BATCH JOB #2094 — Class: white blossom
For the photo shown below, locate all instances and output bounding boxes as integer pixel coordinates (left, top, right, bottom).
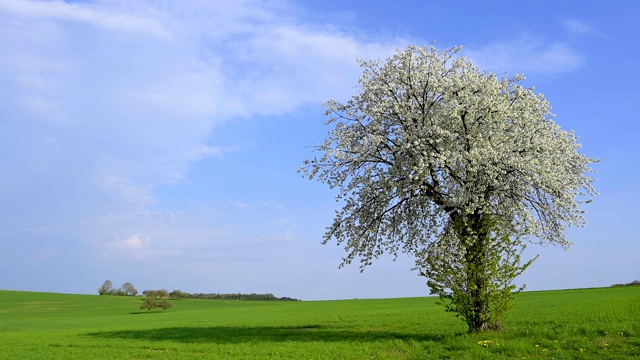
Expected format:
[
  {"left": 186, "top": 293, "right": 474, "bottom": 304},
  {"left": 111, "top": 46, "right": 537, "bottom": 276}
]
[{"left": 301, "top": 45, "right": 598, "bottom": 270}]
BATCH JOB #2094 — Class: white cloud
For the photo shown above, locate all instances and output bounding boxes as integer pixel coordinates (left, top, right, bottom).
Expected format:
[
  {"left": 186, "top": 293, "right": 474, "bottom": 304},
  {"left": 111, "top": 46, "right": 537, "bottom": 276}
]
[
  {"left": 115, "top": 235, "right": 145, "bottom": 250},
  {"left": 104, "top": 235, "right": 149, "bottom": 260},
  {"left": 230, "top": 24, "right": 408, "bottom": 112}
]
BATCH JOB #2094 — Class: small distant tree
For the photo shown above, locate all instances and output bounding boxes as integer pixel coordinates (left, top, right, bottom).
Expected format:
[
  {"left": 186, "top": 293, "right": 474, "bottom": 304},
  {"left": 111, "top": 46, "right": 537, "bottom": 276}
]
[
  {"left": 121, "top": 282, "right": 138, "bottom": 296},
  {"left": 140, "top": 297, "right": 156, "bottom": 313},
  {"left": 98, "top": 280, "right": 114, "bottom": 295},
  {"left": 159, "top": 299, "right": 173, "bottom": 311},
  {"left": 139, "top": 291, "right": 173, "bottom": 313}
]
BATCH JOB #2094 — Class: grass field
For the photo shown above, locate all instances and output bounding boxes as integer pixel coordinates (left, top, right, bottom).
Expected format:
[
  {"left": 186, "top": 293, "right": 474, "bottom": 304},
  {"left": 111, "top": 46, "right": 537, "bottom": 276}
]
[{"left": 1, "top": 287, "right": 639, "bottom": 359}]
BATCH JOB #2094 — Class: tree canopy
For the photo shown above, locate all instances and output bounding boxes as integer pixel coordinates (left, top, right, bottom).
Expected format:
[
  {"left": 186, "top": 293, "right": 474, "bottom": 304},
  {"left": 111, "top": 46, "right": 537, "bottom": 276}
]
[
  {"left": 301, "top": 45, "right": 597, "bottom": 331},
  {"left": 98, "top": 280, "right": 114, "bottom": 295}
]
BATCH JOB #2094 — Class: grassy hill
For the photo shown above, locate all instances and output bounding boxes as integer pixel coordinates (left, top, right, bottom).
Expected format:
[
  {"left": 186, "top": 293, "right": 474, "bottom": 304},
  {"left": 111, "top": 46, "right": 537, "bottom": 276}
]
[{"left": 1, "top": 287, "right": 638, "bottom": 359}]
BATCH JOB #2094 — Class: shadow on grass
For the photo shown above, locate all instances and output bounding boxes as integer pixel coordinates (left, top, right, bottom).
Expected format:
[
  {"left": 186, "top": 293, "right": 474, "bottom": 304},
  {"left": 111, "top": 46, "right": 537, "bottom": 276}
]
[
  {"left": 86, "top": 325, "right": 448, "bottom": 344},
  {"left": 129, "top": 311, "right": 172, "bottom": 315}
]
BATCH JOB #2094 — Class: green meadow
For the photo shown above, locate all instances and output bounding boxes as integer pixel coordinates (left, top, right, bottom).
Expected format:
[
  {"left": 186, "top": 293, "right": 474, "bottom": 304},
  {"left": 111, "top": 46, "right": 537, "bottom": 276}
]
[{"left": 1, "top": 287, "right": 638, "bottom": 359}]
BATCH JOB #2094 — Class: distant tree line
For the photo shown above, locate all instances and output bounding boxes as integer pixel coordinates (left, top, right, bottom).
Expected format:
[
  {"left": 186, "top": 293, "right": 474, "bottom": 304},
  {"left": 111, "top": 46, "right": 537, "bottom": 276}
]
[
  {"left": 98, "top": 280, "right": 138, "bottom": 296},
  {"left": 97, "top": 281, "right": 300, "bottom": 301},
  {"left": 165, "top": 289, "right": 300, "bottom": 301},
  {"left": 611, "top": 280, "right": 640, "bottom": 287},
  {"left": 142, "top": 289, "right": 169, "bottom": 298}
]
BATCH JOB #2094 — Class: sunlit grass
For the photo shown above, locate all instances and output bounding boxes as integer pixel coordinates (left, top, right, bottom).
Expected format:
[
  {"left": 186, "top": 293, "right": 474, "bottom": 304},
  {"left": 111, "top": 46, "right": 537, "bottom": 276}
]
[{"left": 1, "top": 287, "right": 638, "bottom": 359}]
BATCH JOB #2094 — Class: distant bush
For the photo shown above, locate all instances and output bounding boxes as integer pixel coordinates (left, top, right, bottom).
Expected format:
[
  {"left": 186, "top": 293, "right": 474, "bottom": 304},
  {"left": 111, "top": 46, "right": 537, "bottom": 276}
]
[{"left": 611, "top": 280, "right": 640, "bottom": 287}]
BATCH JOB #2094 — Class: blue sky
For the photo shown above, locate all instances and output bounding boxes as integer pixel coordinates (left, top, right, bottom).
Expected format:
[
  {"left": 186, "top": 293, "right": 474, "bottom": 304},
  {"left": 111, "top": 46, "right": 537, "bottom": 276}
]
[{"left": 0, "top": 0, "right": 638, "bottom": 300}]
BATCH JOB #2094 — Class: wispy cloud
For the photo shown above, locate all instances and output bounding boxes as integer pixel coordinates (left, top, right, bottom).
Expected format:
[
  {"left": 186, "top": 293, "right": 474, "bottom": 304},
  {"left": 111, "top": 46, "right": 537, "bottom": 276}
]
[
  {"left": 0, "top": 0, "right": 171, "bottom": 39},
  {"left": 562, "top": 19, "right": 595, "bottom": 36},
  {"left": 90, "top": 201, "right": 294, "bottom": 264},
  {"left": 464, "top": 35, "right": 585, "bottom": 75},
  {"left": 100, "top": 175, "right": 156, "bottom": 209}
]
